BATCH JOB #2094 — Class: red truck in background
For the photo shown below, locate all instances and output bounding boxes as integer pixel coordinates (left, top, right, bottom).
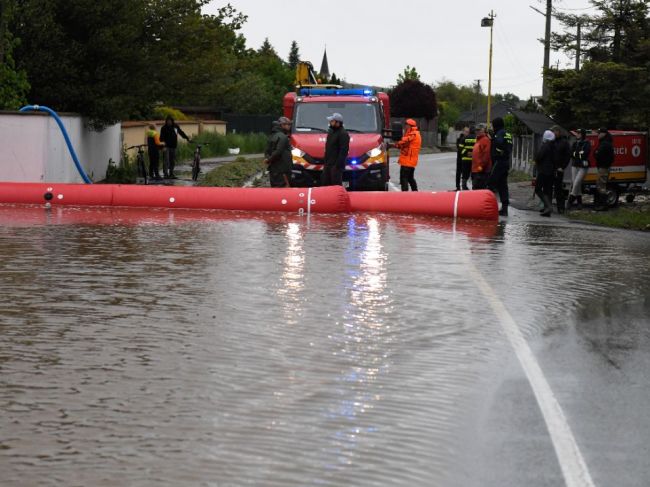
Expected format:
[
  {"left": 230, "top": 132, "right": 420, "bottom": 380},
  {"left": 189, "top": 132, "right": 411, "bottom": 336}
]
[
  {"left": 283, "top": 87, "right": 400, "bottom": 191},
  {"left": 573, "top": 130, "right": 648, "bottom": 205}
]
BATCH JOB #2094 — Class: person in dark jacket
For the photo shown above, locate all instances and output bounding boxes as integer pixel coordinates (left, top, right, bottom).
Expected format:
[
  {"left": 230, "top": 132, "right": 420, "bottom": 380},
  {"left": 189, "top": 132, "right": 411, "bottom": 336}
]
[
  {"left": 322, "top": 113, "right": 350, "bottom": 186},
  {"left": 487, "top": 117, "right": 513, "bottom": 216},
  {"left": 567, "top": 129, "right": 591, "bottom": 210},
  {"left": 534, "top": 130, "right": 556, "bottom": 217},
  {"left": 594, "top": 127, "right": 615, "bottom": 211},
  {"left": 160, "top": 116, "right": 190, "bottom": 179},
  {"left": 551, "top": 126, "right": 571, "bottom": 214},
  {"left": 264, "top": 117, "right": 293, "bottom": 188},
  {"left": 456, "top": 126, "right": 470, "bottom": 191}
]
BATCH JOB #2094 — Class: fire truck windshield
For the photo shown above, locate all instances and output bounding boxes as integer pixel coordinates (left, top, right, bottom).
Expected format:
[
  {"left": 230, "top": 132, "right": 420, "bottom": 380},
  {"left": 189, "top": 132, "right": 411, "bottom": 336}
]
[{"left": 294, "top": 102, "right": 380, "bottom": 133}]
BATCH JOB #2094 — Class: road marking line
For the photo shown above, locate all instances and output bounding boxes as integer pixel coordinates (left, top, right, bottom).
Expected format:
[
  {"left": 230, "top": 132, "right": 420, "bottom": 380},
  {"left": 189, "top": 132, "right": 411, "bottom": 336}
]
[
  {"left": 388, "top": 182, "right": 400, "bottom": 192},
  {"left": 465, "top": 259, "right": 596, "bottom": 487}
]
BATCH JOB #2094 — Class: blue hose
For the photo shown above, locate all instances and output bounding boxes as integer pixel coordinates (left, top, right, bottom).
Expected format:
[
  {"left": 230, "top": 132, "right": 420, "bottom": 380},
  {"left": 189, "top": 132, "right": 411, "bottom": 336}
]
[{"left": 19, "top": 104, "right": 93, "bottom": 184}]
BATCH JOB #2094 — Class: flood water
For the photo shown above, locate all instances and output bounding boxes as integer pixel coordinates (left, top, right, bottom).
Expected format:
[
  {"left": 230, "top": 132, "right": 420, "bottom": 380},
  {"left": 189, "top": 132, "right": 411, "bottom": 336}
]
[{"left": 1, "top": 204, "right": 649, "bottom": 486}]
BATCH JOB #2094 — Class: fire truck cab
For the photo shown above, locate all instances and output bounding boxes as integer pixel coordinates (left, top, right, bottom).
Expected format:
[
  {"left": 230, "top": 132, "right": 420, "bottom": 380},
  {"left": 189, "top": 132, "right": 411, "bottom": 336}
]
[{"left": 283, "top": 87, "right": 398, "bottom": 191}]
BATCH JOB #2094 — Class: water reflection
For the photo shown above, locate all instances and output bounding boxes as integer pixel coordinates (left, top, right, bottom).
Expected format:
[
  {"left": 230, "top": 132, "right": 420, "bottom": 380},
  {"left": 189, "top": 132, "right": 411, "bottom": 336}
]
[
  {"left": 4, "top": 203, "right": 649, "bottom": 486},
  {"left": 279, "top": 222, "right": 306, "bottom": 324},
  {"left": 317, "top": 216, "right": 392, "bottom": 475}
]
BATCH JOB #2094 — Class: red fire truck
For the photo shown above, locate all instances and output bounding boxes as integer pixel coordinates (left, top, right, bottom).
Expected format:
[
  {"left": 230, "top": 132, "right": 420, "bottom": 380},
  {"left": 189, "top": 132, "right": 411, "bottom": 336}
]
[
  {"left": 578, "top": 130, "right": 648, "bottom": 205},
  {"left": 283, "top": 87, "right": 398, "bottom": 191}
]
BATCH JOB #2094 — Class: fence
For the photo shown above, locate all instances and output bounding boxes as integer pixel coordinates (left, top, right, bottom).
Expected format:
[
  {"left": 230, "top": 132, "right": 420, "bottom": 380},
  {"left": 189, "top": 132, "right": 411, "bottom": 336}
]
[{"left": 511, "top": 135, "right": 539, "bottom": 175}]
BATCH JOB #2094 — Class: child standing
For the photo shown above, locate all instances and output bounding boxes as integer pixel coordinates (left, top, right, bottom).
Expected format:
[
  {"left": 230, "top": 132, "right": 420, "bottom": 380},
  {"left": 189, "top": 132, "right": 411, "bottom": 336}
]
[{"left": 146, "top": 124, "right": 165, "bottom": 180}]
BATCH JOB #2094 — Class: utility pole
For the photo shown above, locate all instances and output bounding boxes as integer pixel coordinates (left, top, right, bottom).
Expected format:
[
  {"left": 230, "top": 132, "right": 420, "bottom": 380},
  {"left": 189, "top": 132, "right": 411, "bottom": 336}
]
[
  {"left": 530, "top": 1, "right": 552, "bottom": 99},
  {"left": 575, "top": 21, "right": 581, "bottom": 71},
  {"left": 543, "top": 0, "right": 552, "bottom": 99},
  {"left": 481, "top": 11, "right": 496, "bottom": 127}
]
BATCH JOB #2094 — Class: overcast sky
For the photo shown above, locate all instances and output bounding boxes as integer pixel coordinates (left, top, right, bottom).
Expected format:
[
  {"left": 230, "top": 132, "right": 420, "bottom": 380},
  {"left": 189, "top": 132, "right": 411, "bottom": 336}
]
[{"left": 204, "top": 0, "right": 596, "bottom": 99}]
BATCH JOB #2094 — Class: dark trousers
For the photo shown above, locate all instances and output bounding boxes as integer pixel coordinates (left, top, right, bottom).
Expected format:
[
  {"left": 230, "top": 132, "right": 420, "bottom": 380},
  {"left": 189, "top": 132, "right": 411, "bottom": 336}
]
[
  {"left": 535, "top": 173, "right": 554, "bottom": 208},
  {"left": 148, "top": 151, "right": 160, "bottom": 178},
  {"left": 456, "top": 158, "right": 471, "bottom": 190},
  {"left": 487, "top": 161, "right": 509, "bottom": 206},
  {"left": 270, "top": 172, "right": 290, "bottom": 188},
  {"left": 400, "top": 166, "right": 418, "bottom": 191},
  {"left": 471, "top": 172, "right": 488, "bottom": 190},
  {"left": 553, "top": 170, "right": 567, "bottom": 212},
  {"left": 163, "top": 148, "right": 177, "bottom": 176},
  {"left": 321, "top": 165, "right": 343, "bottom": 186}
]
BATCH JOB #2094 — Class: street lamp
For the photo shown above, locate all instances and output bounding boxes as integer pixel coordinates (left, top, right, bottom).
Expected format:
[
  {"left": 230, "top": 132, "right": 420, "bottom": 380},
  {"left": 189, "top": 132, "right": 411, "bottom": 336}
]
[{"left": 481, "top": 11, "right": 495, "bottom": 128}]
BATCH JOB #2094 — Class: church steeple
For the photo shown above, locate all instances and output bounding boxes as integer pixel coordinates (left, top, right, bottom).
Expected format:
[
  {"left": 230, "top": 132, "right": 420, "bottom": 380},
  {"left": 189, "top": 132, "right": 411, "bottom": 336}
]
[{"left": 319, "top": 48, "right": 330, "bottom": 79}]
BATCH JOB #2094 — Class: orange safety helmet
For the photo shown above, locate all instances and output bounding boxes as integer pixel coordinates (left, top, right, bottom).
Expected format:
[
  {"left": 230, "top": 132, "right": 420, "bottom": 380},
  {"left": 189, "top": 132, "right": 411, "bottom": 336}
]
[{"left": 405, "top": 118, "right": 417, "bottom": 127}]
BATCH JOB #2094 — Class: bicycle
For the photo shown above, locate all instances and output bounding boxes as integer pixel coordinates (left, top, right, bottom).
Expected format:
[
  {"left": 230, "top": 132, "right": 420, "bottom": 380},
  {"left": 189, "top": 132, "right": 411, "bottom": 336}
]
[
  {"left": 126, "top": 144, "right": 148, "bottom": 184},
  {"left": 190, "top": 142, "right": 209, "bottom": 182}
]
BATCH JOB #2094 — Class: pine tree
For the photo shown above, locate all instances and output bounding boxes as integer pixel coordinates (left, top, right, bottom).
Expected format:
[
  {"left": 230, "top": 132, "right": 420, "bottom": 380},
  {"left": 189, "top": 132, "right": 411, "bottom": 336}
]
[{"left": 288, "top": 40, "right": 300, "bottom": 70}]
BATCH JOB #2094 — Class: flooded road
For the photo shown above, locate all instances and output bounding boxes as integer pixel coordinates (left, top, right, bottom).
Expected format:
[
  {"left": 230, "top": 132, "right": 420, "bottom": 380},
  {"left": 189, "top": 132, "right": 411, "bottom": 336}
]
[{"left": 1, "top": 155, "right": 649, "bottom": 486}]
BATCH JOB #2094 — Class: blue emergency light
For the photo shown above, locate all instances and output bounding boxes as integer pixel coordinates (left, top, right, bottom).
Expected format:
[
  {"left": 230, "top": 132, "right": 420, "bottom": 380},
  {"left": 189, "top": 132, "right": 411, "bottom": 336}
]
[{"left": 300, "top": 88, "right": 375, "bottom": 97}]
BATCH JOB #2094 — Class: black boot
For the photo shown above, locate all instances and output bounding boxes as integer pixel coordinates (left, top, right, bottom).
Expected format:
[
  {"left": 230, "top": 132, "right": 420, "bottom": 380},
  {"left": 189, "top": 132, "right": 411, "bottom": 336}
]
[
  {"left": 576, "top": 196, "right": 583, "bottom": 210},
  {"left": 594, "top": 193, "right": 607, "bottom": 211},
  {"left": 499, "top": 205, "right": 508, "bottom": 217}
]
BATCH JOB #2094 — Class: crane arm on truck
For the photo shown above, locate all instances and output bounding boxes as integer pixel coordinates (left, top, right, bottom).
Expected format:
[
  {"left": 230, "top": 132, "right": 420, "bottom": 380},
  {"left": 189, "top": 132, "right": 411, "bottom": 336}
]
[{"left": 295, "top": 61, "right": 342, "bottom": 90}]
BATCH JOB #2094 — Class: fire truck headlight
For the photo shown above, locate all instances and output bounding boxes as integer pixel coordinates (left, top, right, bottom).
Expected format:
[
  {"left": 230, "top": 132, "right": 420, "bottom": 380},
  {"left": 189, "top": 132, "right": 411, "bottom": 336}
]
[
  {"left": 366, "top": 147, "right": 383, "bottom": 158},
  {"left": 291, "top": 148, "right": 305, "bottom": 158}
]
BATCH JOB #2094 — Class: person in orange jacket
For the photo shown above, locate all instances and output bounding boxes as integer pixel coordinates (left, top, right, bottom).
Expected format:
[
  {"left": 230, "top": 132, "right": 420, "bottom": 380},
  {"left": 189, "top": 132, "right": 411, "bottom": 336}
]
[
  {"left": 471, "top": 123, "right": 492, "bottom": 190},
  {"left": 394, "top": 118, "right": 422, "bottom": 191}
]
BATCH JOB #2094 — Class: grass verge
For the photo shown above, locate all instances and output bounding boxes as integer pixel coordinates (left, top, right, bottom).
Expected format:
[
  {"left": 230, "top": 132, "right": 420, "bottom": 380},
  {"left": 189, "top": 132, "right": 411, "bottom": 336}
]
[
  {"left": 103, "top": 155, "right": 137, "bottom": 184},
  {"left": 509, "top": 169, "right": 533, "bottom": 183},
  {"left": 201, "top": 157, "right": 266, "bottom": 187},
  {"left": 568, "top": 207, "right": 650, "bottom": 232}
]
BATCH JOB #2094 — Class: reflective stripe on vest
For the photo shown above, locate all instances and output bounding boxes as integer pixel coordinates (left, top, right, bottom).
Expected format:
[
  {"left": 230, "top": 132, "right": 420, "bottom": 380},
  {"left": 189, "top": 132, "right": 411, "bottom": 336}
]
[{"left": 462, "top": 137, "right": 476, "bottom": 161}]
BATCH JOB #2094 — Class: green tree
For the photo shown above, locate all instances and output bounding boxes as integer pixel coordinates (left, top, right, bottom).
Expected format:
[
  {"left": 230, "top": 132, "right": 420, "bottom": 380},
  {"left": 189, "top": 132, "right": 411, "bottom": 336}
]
[
  {"left": 145, "top": 2, "right": 247, "bottom": 108},
  {"left": 224, "top": 38, "right": 293, "bottom": 114},
  {"left": 13, "top": 0, "right": 154, "bottom": 128},
  {"left": 288, "top": 40, "right": 300, "bottom": 70},
  {"left": 437, "top": 101, "right": 460, "bottom": 133},
  {"left": 11, "top": 1, "right": 250, "bottom": 127},
  {"left": 396, "top": 65, "right": 421, "bottom": 84},
  {"left": 546, "top": 61, "right": 648, "bottom": 128},
  {"left": 552, "top": 0, "right": 649, "bottom": 66},
  {"left": 492, "top": 92, "right": 521, "bottom": 105},
  {"left": 0, "top": 0, "right": 29, "bottom": 109},
  {"left": 435, "top": 80, "right": 485, "bottom": 116}
]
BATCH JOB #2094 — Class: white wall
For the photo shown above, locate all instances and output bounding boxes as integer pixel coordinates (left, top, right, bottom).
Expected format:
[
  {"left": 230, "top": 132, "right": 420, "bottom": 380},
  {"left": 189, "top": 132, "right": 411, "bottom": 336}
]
[{"left": 0, "top": 111, "right": 120, "bottom": 183}]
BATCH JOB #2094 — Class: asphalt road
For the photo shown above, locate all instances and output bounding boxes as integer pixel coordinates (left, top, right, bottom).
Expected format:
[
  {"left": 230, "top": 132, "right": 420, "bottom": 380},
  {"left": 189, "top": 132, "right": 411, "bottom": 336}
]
[
  {"left": 389, "top": 152, "right": 650, "bottom": 487},
  {"left": 0, "top": 153, "right": 648, "bottom": 486}
]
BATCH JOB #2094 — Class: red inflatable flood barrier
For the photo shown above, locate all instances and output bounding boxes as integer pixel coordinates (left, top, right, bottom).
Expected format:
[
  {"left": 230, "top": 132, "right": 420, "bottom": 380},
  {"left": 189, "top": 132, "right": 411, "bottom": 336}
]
[
  {"left": 0, "top": 182, "right": 351, "bottom": 214},
  {"left": 349, "top": 190, "right": 498, "bottom": 221},
  {"left": 0, "top": 182, "right": 498, "bottom": 220}
]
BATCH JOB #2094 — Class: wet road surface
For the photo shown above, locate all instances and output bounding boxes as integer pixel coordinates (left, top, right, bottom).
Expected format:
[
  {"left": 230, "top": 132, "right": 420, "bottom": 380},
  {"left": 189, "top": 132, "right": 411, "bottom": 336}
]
[{"left": 0, "top": 153, "right": 649, "bottom": 486}]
